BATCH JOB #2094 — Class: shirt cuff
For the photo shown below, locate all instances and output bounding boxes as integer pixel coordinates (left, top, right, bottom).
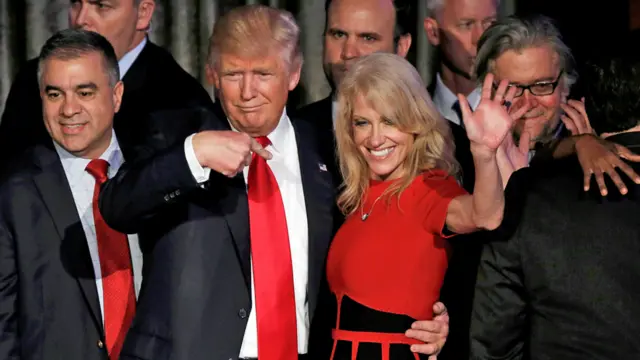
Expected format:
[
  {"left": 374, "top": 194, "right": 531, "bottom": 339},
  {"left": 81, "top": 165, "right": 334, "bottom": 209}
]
[{"left": 184, "top": 133, "right": 211, "bottom": 184}]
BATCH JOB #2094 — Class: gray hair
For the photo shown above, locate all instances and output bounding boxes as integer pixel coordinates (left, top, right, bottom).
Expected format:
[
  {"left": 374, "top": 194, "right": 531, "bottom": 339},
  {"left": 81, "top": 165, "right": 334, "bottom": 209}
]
[
  {"left": 37, "top": 29, "right": 120, "bottom": 88},
  {"left": 474, "top": 15, "right": 577, "bottom": 89},
  {"left": 426, "top": 0, "right": 501, "bottom": 17}
]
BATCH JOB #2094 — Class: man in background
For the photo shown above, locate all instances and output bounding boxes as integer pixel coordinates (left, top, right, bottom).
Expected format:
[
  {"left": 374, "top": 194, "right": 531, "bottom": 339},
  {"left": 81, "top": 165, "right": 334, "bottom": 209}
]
[
  {"left": 0, "top": 0, "right": 213, "bottom": 171},
  {"left": 470, "top": 52, "right": 640, "bottom": 360}
]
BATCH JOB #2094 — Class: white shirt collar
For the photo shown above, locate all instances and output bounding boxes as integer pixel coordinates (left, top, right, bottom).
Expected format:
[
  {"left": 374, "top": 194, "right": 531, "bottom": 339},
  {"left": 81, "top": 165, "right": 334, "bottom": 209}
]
[
  {"left": 53, "top": 129, "right": 124, "bottom": 184},
  {"left": 118, "top": 37, "right": 147, "bottom": 79},
  {"left": 227, "top": 109, "right": 292, "bottom": 155},
  {"left": 432, "top": 73, "right": 482, "bottom": 125}
]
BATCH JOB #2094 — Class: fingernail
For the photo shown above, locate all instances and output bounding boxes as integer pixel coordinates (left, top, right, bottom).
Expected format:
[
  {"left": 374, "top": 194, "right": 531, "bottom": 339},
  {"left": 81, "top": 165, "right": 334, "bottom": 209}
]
[{"left": 410, "top": 345, "right": 418, "bottom": 352}]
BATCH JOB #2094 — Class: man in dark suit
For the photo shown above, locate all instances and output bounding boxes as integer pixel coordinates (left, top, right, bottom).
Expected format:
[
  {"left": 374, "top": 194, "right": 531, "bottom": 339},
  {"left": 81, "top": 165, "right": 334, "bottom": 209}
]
[
  {"left": 470, "top": 54, "right": 640, "bottom": 359},
  {"left": 0, "top": 29, "right": 142, "bottom": 360},
  {"left": 98, "top": 5, "right": 449, "bottom": 359},
  {"left": 97, "top": 6, "right": 335, "bottom": 360},
  {"left": 294, "top": 0, "right": 414, "bottom": 185},
  {"left": 0, "top": 0, "right": 213, "bottom": 171}
]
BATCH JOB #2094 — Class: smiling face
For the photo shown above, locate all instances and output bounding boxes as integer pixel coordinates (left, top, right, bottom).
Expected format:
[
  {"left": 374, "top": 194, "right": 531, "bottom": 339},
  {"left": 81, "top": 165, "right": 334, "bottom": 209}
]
[
  {"left": 492, "top": 45, "right": 568, "bottom": 145},
  {"left": 40, "top": 52, "right": 123, "bottom": 158},
  {"left": 351, "top": 94, "right": 414, "bottom": 181}
]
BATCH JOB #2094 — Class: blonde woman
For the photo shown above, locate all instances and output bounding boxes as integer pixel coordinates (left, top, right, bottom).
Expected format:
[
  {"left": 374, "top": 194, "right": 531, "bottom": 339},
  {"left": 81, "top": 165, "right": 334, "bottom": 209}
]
[{"left": 325, "top": 53, "right": 529, "bottom": 359}]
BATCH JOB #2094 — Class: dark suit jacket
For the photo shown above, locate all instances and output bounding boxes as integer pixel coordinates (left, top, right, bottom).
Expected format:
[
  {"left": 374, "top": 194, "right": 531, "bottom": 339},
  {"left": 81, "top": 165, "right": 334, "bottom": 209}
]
[
  {"left": 294, "top": 96, "right": 341, "bottom": 187},
  {"left": 470, "top": 132, "right": 640, "bottom": 360},
  {"left": 0, "top": 143, "right": 110, "bottom": 360},
  {"left": 0, "top": 40, "right": 213, "bottom": 171},
  {"left": 97, "top": 107, "right": 336, "bottom": 360}
]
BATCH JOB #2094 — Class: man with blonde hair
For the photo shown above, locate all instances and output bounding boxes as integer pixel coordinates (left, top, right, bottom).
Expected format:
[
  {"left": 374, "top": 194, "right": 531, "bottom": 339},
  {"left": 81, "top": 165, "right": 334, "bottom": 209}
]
[{"left": 96, "top": 5, "right": 334, "bottom": 360}]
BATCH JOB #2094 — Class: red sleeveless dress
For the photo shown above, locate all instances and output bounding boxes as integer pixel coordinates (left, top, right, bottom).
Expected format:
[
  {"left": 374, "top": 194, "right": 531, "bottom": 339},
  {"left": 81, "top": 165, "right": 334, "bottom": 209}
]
[{"left": 326, "top": 171, "right": 467, "bottom": 360}]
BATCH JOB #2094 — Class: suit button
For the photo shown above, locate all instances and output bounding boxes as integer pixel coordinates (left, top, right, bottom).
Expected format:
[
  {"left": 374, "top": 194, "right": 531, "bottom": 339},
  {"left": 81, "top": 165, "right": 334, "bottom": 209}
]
[
  {"left": 169, "top": 192, "right": 175, "bottom": 199},
  {"left": 164, "top": 194, "right": 170, "bottom": 202},
  {"left": 175, "top": 189, "right": 181, "bottom": 196},
  {"left": 238, "top": 308, "right": 247, "bottom": 319},
  {"left": 97, "top": 340, "right": 104, "bottom": 349}
]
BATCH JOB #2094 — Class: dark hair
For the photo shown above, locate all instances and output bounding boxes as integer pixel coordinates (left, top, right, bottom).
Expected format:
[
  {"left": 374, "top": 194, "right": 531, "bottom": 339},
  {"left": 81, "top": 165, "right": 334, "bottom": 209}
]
[
  {"left": 324, "top": 0, "right": 414, "bottom": 44},
  {"left": 37, "top": 28, "right": 120, "bottom": 87},
  {"left": 582, "top": 54, "right": 640, "bottom": 135}
]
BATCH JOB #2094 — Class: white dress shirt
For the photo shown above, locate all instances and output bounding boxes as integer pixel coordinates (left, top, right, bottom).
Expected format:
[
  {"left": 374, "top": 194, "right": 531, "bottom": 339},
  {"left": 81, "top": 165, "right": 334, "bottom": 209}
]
[
  {"left": 118, "top": 37, "right": 147, "bottom": 79},
  {"left": 53, "top": 131, "right": 143, "bottom": 322},
  {"left": 432, "top": 73, "right": 482, "bottom": 126},
  {"left": 184, "top": 110, "right": 310, "bottom": 357}
]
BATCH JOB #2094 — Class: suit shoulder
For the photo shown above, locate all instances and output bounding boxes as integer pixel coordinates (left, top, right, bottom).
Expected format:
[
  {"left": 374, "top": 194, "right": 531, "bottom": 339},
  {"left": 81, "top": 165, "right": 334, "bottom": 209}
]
[
  {"left": 294, "top": 97, "right": 332, "bottom": 121},
  {"left": 145, "top": 43, "right": 210, "bottom": 97},
  {"left": 0, "top": 148, "right": 42, "bottom": 190}
]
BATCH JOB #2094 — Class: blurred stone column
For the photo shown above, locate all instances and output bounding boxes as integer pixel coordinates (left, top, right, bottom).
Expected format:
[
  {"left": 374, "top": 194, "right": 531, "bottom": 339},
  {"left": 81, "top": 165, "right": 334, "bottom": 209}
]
[{"left": 299, "top": 0, "right": 330, "bottom": 105}]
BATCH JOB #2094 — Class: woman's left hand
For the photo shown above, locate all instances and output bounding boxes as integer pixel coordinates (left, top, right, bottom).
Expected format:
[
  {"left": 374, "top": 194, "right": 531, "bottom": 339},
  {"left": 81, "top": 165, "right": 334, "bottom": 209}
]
[{"left": 460, "top": 73, "right": 531, "bottom": 156}]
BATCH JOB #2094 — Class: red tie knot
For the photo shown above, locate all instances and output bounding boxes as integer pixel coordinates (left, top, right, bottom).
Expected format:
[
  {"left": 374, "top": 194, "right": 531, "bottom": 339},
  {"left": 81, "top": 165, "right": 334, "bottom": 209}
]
[
  {"left": 86, "top": 159, "right": 110, "bottom": 185},
  {"left": 255, "top": 136, "right": 271, "bottom": 148}
]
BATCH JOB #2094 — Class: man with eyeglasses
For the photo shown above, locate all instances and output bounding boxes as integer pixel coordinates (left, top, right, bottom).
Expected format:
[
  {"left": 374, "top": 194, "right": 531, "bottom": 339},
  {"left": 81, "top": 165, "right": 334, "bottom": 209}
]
[
  {"left": 474, "top": 15, "right": 640, "bottom": 193},
  {"left": 437, "top": 14, "right": 640, "bottom": 360},
  {"left": 470, "top": 48, "right": 640, "bottom": 360}
]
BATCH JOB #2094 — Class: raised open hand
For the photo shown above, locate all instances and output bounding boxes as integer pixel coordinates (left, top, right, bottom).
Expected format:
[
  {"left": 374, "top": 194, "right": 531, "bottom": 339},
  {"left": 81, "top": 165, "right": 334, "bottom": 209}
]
[{"left": 460, "top": 74, "right": 531, "bottom": 156}]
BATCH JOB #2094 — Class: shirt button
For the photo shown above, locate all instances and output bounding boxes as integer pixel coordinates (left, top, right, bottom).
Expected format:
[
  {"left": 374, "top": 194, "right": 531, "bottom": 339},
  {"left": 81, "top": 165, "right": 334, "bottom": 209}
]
[
  {"left": 97, "top": 340, "right": 104, "bottom": 349},
  {"left": 238, "top": 308, "right": 247, "bottom": 319}
]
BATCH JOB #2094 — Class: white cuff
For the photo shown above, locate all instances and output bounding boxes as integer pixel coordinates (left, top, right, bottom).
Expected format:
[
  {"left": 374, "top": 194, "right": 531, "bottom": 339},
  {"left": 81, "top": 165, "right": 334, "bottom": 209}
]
[{"left": 184, "top": 133, "right": 211, "bottom": 184}]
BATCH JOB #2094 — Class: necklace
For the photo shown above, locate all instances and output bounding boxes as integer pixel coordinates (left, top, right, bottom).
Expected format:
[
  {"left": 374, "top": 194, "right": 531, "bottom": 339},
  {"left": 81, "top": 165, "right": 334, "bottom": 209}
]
[{"left": 360, "top": 193, "right": 384, "bottom": 221}]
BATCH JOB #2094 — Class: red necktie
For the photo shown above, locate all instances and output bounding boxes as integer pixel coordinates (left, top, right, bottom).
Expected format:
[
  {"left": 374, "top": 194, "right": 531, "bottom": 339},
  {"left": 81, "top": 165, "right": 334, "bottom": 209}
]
[
  {"left": 247, "top": 136, "right": 298, "bottom": 360},
  {"left": 86, "top": 159, "right": 136, "bottom": 360}
]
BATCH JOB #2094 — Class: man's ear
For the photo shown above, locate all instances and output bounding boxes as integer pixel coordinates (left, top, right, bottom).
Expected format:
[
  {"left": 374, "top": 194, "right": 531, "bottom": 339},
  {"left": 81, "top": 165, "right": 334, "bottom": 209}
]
[
  {"left": 424, "top": 17, "right": 440, "bottom": 46},
  {"left": 396, "top": 34, "right": 412, "bottom": 58}
]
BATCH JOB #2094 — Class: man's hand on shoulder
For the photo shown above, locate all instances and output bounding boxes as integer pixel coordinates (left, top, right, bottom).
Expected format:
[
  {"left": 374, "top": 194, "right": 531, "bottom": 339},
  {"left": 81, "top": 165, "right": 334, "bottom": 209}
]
[{"left": 192, "top": 131, "right": 272, "bottom": 177}]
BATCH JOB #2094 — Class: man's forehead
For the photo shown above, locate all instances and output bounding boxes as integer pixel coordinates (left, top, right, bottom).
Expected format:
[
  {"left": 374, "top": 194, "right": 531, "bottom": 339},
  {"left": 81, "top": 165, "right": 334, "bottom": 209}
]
[
  {"left": 217, "top": 52, "right": 284, "bottom": 70},
  {"left": 327, "top": 0, "right": 395, "bottom": 33},
  {"left": 42, "top": 55, "right": 109, "bottom": 86},
  {"left": 444, "top": 0, "right": 497, "bottom": 20},
  {"left": 493, "top": 46, "right": 561, "bottom": 83}
]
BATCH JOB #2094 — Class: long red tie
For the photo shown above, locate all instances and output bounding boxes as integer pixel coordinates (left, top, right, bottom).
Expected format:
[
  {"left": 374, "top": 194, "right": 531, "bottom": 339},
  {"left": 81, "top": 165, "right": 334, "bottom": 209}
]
[
  {"left": 247, "top": 136, "right": 298, "bottom": 360},
  {"left": 86, "top": 159, "right": 136, "bottom": 360}
]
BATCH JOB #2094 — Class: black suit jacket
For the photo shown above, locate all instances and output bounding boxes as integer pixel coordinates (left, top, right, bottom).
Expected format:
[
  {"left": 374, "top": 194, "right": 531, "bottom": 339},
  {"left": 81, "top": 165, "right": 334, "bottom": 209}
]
[
  {"left": 97, "top": 107, "right": 336, "bottom": 360},
  {"left": 470, "top": 132, "right": 640, "bottom": 360},
  {"left": 0, "top": 40, "right": 213, "bottom": 171},
  {"left": 0, "top": 143, "right": 110, "bottom": 360},
  {"left": 294, "top": 96, "right": 341, "bottom": 188}
]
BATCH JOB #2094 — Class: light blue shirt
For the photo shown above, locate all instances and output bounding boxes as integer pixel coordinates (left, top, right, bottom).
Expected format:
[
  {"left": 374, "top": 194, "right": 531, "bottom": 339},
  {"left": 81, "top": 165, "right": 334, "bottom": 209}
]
[{"left": 118, "top": 37, "right": 147, "bottom": 79}]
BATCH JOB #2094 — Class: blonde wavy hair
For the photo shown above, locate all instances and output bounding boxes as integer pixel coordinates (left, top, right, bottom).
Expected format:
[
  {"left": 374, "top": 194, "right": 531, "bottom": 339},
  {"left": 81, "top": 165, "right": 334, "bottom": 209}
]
[
  {"left": 207, "top": 4, "right": 302, "bottom": 70},
  {"left": 335, "top": 53, "right": 459, "bottom": 216}
]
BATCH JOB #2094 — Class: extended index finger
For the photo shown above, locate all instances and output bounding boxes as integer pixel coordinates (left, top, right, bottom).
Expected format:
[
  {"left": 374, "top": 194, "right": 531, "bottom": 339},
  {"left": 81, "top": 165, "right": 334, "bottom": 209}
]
[{"left": 250, "top": 138, "right": 273, "bottom": 160}]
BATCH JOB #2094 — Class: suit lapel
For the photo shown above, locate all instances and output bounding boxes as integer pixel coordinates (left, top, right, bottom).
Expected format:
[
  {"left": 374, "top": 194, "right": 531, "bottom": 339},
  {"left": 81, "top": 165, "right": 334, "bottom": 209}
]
[
  {"left": 292, "top": 119, "right": 335, "bottom": 321},
  {"left": 31, "top": 145, "right": 104, "bottom": 332},
  {"left": 200, "top": 113, "right": 252, "bottom": 292},
  {"left": 214, "top": 173, "right": 252, "bottom": 292}
]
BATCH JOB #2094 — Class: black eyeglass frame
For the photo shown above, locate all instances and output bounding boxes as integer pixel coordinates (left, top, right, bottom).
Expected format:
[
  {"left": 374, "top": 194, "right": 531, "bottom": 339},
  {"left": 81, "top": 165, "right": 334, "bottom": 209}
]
[{"left": 493, "top": 69, "right": 564, "bottom": 97}]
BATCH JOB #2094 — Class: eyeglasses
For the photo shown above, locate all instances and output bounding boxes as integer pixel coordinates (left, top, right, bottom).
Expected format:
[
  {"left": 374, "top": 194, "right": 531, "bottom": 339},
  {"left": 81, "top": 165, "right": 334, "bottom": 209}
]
[{"left": 494, "top": 70, "right": 564, "bottom": 97}]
